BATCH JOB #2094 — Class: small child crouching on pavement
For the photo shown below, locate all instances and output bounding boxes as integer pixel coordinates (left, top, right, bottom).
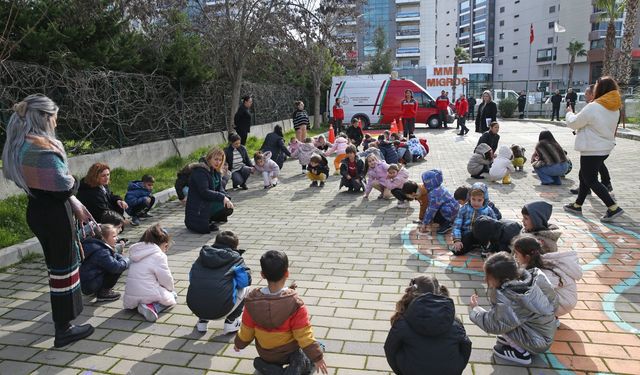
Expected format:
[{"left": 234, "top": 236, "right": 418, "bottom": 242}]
[
  {"left": 399, "top": 181, "right": 428, "bottom": 221},
  {"left": 521, "top": 201, "right": 562, "bottom": 253},
  {"left": 307, "top": 153, "right": 329, "bottom": 188},
  {"left": 253, "top": 151, "right": 280, "bottom": 189},
  {"left": 363, "top": 154, "right": 390, "bottom": 199},
  {"left": 381, "top": 164, "right": 409, "bottom": 207},
  {"left": 489, "top": 145, "right": 515, "bottom": 184},
  {"left": 451, "top": 183, "right": 497, "bottom": 255},
  {"left": 419, "top": 170, "right": 459, "bottom": 234},
  {"left": 234, "top": 250, "right": 328, "bottom": 375},
  {"left": 124, "top": 174, "right": 155, "bottom": 226},
  {"left": 339, "top": 145, "right": 365, "bottom": 192},
  {"left": 292, "top": 138, "right": 321, "bottom": 173},
  {"left": 454, "top": 185, "right": 502, "bottom": 219}
]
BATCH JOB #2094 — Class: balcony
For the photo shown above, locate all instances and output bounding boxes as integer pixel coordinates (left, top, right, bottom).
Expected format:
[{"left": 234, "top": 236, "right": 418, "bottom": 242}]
[
  {"left": 396, "top": 12, "right": 420, "bottom": 22},
  {"left": 396, "top": 47, "right": 420, "bottom": 57},
  {"left": 396, "top": 0, "right": 420, "bottom": 4},
  {"left": 337, "top": 32, "right": 356, "bottom": 41},
  {"left": 396, "top": 29, "right": 420, "bottom": 40}
]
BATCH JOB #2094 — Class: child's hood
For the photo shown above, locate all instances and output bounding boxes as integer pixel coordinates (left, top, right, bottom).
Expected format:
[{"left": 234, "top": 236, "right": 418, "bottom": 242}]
[
  {"left": 261, "top": 151, "right": 274, "bottom": 162},
  {"left": 496, "top": 145, "right": 513, "bottom": 160},
  {"left": 298, "top": 142, "right": 319, "bottom": 154},
  {"left": 523, "top": 201, "right": 552, "bottom": 230},
  {"left": 474, "top": 143, "right": 492, "bottom": 156},
  {"left": 405, "top": 293, "right": 455, "bottom": 337},
  {"left": 196, "top": 244, "right": 241, "bottom": 270},
  {"left": 127, "top": 181, "right": 147, "bottom": 191},
  {"left": 470, "top": 182, "right": 490, "bottom": 207},
  {"left": 421, "top": 169, "right": 443, "bottom": 191},
  {"left": 541, "top": 251, "right": 583, "bottom": 281},
  {"left": 244, "top": 288, "right": 304, "bottom": 329},
  {"left": 499, "top": 268, "right": 555, "bottom": 316},
  {"left": 128, "top": 242, "right": 163, "bottom": 262}
]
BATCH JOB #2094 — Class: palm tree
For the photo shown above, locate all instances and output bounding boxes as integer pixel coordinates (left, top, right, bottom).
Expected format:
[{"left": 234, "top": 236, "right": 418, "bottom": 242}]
[
  {"left": 595, "top": 0, "right": 625, "bottom": 77},
  {"left": 451, "top": 46, "right": 470, "bottom": 100},
  {"left": 567, "top": 40, "right": 587, "bottom": 88},
  {"left": 618, "top": 0, "right": 639, "bottom": 86}
]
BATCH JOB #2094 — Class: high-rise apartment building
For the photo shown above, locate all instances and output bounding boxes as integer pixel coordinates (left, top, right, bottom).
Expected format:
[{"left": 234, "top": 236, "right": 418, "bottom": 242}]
[
  {"left": 436, "top": 0, "right": 459, "bottom": 64},
  {"left": 457, "top": 0, "right": 495, "bottom": 62}
]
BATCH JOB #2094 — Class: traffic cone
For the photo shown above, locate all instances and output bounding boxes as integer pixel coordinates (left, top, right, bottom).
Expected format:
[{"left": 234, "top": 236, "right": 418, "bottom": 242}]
[
  {"left": 328, "top": 124, "right": 335, "bottom": 143},
  {"left": 390, "top": 119, "right": 398, "bottom": 134},
  {"left": 397, "top": 117, "right": 404, "bottom": 135}
]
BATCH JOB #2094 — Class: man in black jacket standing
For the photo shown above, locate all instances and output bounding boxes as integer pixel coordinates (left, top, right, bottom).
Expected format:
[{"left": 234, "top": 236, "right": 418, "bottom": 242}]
[
  {"left": 565, "top": 87, "right": 577, "bottom": 113},
  {"left": 517, "top": 91, "right": 526, "bottom": 119},
  {"left": 467, "top": 95, "right": 476, "bottom": 119},
  {"left": 550, "top": 90, "right": 562, "bottom": 121},
  {"left": 234, "top": 96, "right": 253, "bottom": 145}
]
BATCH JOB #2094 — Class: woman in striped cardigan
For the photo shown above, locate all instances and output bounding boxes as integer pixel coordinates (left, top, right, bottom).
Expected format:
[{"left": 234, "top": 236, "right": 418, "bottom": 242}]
[
  {"left": 292, "top": 101, "right": 310, "bottom": 143},
  {"left": 2, "top": 94, "right": 95, "bottom": 348}
]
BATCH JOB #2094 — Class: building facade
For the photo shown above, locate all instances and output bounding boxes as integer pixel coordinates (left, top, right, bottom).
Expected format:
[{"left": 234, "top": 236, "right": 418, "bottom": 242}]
[
  {"left": 457, "top": 0, "right": 495, "bottom": 63},
  {"left": 435, "top": 0, "right": 459, "bottom": 64}
]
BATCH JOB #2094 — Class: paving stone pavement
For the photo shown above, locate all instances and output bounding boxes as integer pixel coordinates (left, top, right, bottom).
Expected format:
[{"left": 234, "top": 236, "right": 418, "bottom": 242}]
[{"left": 0, "top": 120, "right": 639, "bottom": 375}]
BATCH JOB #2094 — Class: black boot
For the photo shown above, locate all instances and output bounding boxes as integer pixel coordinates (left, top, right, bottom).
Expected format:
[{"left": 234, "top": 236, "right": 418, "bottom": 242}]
[{"left": 54, "top": 322, "right": 94, "bottom": 348}]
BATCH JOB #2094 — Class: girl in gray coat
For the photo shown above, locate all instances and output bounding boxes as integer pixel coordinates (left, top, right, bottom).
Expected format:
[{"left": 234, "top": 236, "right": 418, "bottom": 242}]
[
  {"left": 469, "top": 252, "right": 557, "bottom": 365},
  {"left": 467, "top": 143, "right": 493, "bottom": 179}
]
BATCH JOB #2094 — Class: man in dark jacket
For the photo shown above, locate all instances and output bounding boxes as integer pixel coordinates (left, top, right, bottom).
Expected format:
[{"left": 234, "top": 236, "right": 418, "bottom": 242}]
[
  {"left": 345, "top": 119, "right": 364, "bottom": 150},
  {"left": 565, "top": 88, "right": 577, "bottom": 113},
  {"left": 550, "top": 90, "right": 562, "bottom": 121},
  {"left": 187, "top": 231, "right": 251, "bottom": 334},
  {"left": 467, "top": 96, "right": 476, "bottom": 119},
  {"left": 472, "top": 215, "right": 523, "bottom": 256},
  {"left": 234, "top": 96, "right": 253, "bottom": 145},
  {"left": 517, "top": 91, "right": 526, "bottom": 119}
]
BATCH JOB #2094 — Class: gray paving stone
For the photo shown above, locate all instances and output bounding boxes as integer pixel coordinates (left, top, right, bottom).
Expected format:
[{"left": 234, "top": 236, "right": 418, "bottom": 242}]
[
  {"left": 109, "top": 359, "right": 161, "bottom": 375},
  {"left": 31, "top": 365, "right": 79, "bottom": 374},
  {"left": 0, "top": 360, "right": 40, "bottom": 375},
  {"left": 29, "top": 349, "right": 78, "bottom": 366}
]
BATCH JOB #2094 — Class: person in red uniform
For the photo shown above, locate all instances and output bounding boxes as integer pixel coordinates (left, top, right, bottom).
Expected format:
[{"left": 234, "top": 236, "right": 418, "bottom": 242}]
[
  {"left": 435, "top": 90, "right": 450, "bottom": 129},
  {"left": 332, "top": 98, "right": 345, "bottom": 137},
  {"left": 455, "top": 93, "right": 469, "bottom": 136},
  {"left": 401, "top": 90, "right": 418, "bottom": 138}
]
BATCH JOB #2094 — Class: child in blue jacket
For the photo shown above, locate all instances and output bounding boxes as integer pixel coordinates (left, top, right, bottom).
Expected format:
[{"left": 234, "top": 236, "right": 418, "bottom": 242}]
[
  {"left": 125, "top": 174, "right": 155, "bottom": 226},
  {"left": 451, "top": 182, "right": 497, "bottom": 255},
  {"left": 420, "top": 170, "right": 460, "bottom": 235}
]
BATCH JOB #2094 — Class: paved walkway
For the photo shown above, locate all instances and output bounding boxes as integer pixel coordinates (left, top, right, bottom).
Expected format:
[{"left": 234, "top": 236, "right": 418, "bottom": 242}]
[{"left": 0, "top": 120, "right": 639, "bottom": 375}]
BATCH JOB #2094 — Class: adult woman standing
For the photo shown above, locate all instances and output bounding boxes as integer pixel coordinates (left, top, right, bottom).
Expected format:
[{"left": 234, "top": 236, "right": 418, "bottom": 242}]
[
  {"left": 475, "top": 90, "right": 497, "bottom": 133},
  {"left": 292, "top": 101, "right": 309, "bottom": 142},
  {"left": 185, "top": 148, "right": 234, "bottom": 234},
  {"left": 2, "top": 94, "right": 94, "bottom": 347},
  {"left": 77, "top": 163, "right": 128, "bottom": 222},
  {"left": 234, "top": 96, "right": 253, "bottom": 145},
  {"left": 564, "top": 76, "right": 624, "bottom": 222},
  {"left": 531, "top": 130, "right": 570, "bottom": 185},
  {"left": 260, "top": 124, "right": 291, "bottom": 169},
  {"left": 401, "top": 90, "right": 418, "bottom": 137}
]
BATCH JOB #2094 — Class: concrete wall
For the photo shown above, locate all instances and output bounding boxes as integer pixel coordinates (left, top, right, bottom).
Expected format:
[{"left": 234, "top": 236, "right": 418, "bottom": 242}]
[{"left": 0, "top": 118, "right": 298, "bottom": 200}]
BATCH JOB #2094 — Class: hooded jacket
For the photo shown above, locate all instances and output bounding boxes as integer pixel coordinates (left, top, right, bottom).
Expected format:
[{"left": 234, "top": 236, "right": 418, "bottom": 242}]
[
  {"left": 381, "top": 167, "right": 410, "bottom": 190},
  {"left": 124, "top": 181, "right": 152, "bottom": 210},
  {"left": 364, "top": 159, "right": 390, "bottom": 195},
  {"left": 384, "top": 293, "right": 472, "bottom": 375},
  {"left": 123, "top": 242, "right": 176, "bottom": 309},
  {"left": 235, "top": 288, "right": 323, "bottom": 365},
  {"left": 470, "top": 268, "right": 557, "bottom": 354},
  {"left": 325, "top": 136, "right": 349, "bottom": 156},
  {"left": 307, "top": 153, "right": 329, "bottom": 177},
  {"left": 407, "top": 138, "right": 427, "bottom": 157},
  {"left": 467, "top": 143, "right": 493, "bottom": 176},
  {"left": 292, "top": 142, "right": 320, "bottom": 166},
  {"left": 489, "top": 145, "right": 515, "bottom": 180},
  {"left": 187, "top": 245, "right": 251, "bottom": 320},
  {"left": 421, "top": 170, "right": 459, "bottom": 225},
  {"left": 522, "top": 201, "right": 561, "bottom": 253},
  {"left": 261, "top": 132, "right": 291, "bottom": 168},
  {"left": 539, "top": 251, "right": 582, "bottom": 316},
  {"left": 472, "top": 216, "right": 523, "bottom": 253},
  {"left": 184, "top": 163, "right": 230, "bottom": 234},
  {"left": 453, "top": 182, "right": 496, "bottom": 240},
  {"left": 378, "top": 140, "right": 400, "bottom": 164},
  {"left": 76, "top": 179, "right": 124, "bottom": 221},
  {"left": 566, "top": 91, "right": 620, "bottom": 156},
  {"left": 80, "top": 238, "right": 129, "bottom": 295},
  {"left": 174, "top": 162, "right": 199, "bottom": 201},
  {"left": 253, "top": 151, "right": 280, "bottom": 174},
  {"left": 340, "top": 156, "right": 365, "bottom": 180}
]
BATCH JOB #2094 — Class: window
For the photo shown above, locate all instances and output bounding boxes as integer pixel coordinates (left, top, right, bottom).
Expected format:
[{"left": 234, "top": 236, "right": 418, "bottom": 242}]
[
  {"left": 513, "top": 55, "right": 518, "bottom": 59},
  {"left": 549, "top": 5, "right": 556, "bottom": 13},
  {"left": 515, "top": 0, "right": 520, "bottom": 3},
  {"left": 513, "top": 42, "right": 519, "bottom": 46},
  {"left": 543, "top": 69, "right": 550, "bottom": 77},
  {"left": 512, "top": 69, "right": 518, "bottom": 73},
  {"left": 499, "top": 20, "right": 504, "bottom": 26},
  {"left": 536, "top": 47, "right": 557, "bottom": 62},
  {"left": 514, "top": 14, "right": 519, "bottom": 18},
  {"left": 499, "top": 33, "right": 504, "bottom": 40},
  {"left": 514, "top": 28, "right": 519, "bottom": 32},
  {"left": 548, "top": 21, "right": 554, "bottom": 29},
  {"left": 548, "top": 37, "right": 553, "bottom": 44},
  {"left": 498, "top": 59, "right": 504, "bottom": 65},
  {"left": 499, "top": 46, "right": 504, "bottom": 52},
  {"left": 500, "top": 6, "right": 505, "bottom": 13}
]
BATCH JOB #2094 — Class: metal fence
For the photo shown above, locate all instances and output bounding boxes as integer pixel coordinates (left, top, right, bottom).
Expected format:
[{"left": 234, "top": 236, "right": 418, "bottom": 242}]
[{"left": 0, "top": 61, "right": 307, "bottom": 156}]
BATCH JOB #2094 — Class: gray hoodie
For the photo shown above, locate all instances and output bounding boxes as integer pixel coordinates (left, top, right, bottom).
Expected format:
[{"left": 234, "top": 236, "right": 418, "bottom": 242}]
[
  {"left": 523, "top": 201, "right": 562, "bottom": 253},
  {"left": 467, "top": 143, "right": 493, "bottom": 176},
  {"left": 470, "top": 268, "right": 557, "bottom": 353},
  {"left": 540, "top": 251, "right": 582, "bottom": 316}
]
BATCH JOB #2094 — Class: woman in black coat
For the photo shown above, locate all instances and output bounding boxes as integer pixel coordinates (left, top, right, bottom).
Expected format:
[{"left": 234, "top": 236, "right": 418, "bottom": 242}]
[
  {"left": 475, "top": 90, "right": 497, "bottom": 133},
  {"left": 185, "top": 148, "right": 234, "bottom": 234},
  {"left": 260, "top": 124, "right": 291, "bottom": 169},
  {"left": 476, "top": 121, "right": 500, "bottom": 154},
  {"left": 234, "top": 96, "right": 253, "bottom": 145},
  {"left": 385, "top": 276, "right": 471, "bottom": 375},
  {"left": 76, "top": 163, "right": 128, "bottom": 222}
]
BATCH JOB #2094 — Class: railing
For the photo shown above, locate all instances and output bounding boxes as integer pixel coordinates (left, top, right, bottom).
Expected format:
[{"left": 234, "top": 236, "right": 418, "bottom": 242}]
[
  {"left": 396, "top": 29, "right": 420, "bottom": 36},
  {"left": 396, "top": 47, "right": 420, "bottom": 54},
  {"left": 396, "top": 12, "right": 420, "bottom": 18}
]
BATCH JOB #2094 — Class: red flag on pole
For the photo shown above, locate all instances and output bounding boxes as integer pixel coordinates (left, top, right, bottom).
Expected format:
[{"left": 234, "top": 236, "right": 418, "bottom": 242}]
[{"left": 530, "top": 24, "right": 535, "bottom": 44}]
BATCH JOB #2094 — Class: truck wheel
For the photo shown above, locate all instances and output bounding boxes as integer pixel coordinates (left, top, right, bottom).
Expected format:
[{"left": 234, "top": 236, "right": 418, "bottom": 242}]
[
  {"left": 427, "top": 116, "right": 440, "bottom": 129},
  {"left": 353, "top": 115, "right": 370, "bottom": 130}
]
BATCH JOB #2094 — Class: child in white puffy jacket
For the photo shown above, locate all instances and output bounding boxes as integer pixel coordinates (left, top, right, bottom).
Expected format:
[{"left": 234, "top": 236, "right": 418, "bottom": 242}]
[
  {"left": 253, "top": 151, "right": 280, "bottom": 189},
  {"left": 489, "top": 145, "right": 515, "bottom": 184}
]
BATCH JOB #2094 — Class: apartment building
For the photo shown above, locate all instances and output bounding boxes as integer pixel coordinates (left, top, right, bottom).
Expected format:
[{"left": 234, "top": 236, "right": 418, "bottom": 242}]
[
  {"left": 457, "top": 0, "right": 495, "bottom": 62},
  {"left": 436, "top": 1, "right": 459, "bottom": 64}
]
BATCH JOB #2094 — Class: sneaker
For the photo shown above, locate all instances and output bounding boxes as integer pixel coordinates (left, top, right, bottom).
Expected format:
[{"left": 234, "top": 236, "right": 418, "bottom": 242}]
[
  {"left": 310, "top": 181, "right": 318, "bottom": 187},
  {"left": 319, "top": 181, "right": 325, "bottom": 187},
  {"left": 493, "top": 344, "right": 532, "bottom": 365},
  {"left": 397, "top": 201, "right": 408, "bottom": 209},
  {"left": 130, "top": 217, "right": 140, "bottom": 226},
  {"left": 96, "top": 289, "right": 121, "bottom": 302},
  {"left": 208, "top": 222, "right": 219, "bottom": 232},
  {"left": 436, "top": 223, "right": 452, "bottom": 235},
  {"left": 240, "top": 184, "right": 248, "bottom": 190},
  {"left": 601, "top": 207, "right": 624, "bottom": 222},
  {"left": 223, "top": 317, "right": 242, "bottom": 334},
  {"left": 563, "top": 203, "right": 582, "bottom": 215},
  {"left": 264, "top": 185, "right": 272, "bottom": 189},
  {"left": 138, "top": 303, "right": 158, "bottom": 322},
  {"left": 471, "top": 174, "right": 485, "bottom": 179},
  {"left": 196, "top": 319, "right": 208, "bottom": 333},
  {"left": 139, "top": 212, "right": 153, "bottom": 218}
]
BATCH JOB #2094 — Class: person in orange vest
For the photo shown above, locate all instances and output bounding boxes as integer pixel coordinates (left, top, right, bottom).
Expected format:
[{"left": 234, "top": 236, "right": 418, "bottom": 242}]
[
  {"left": 455, "top": 93, "right": 470, "bottom": 136},
  {"left": 400, "top": 90, "right": 418, "bottom": 138},
  {"left": 332, "top": 98, "right": 345, "bottom": 137},
  {"left": 436, "top": 90, "right": 450, "bottom": 129}
]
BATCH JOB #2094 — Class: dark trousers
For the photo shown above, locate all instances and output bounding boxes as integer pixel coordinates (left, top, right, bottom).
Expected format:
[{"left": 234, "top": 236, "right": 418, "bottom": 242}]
[
  {"left": 576, "top": 155, "right": 616, "bottom": 207},
  {"left": 128, "top": 196, "right": 156, "bottom": 218},
  {"left": 210, "top": 207, "right": 234, "bottom": 223},
  {"left": 231, "top": 166, "right": 252, "bottom": 187},
  {"left": 254, "top": 349, "right": 314, "bottom": 375},
  {"left": 237, "top": 129, "right": 249, "bottom": 145},
  {"left": 200, "top": 300, "right": 244, "bottom": 324},
  {"left": 83, "top": 271, "right": 123, "bottom": 295},
  {"left": 459, "top": 232, "right": 482, "bottom": 254},
  {"left": 551, "top": 106, "right": 560, "bottom": 121},
  {"left": 439, "top": 110, "right": 448, "bottom": 128},
  {"left": 468, "top": 108, "right": 475, "bottom": 120},
  {"left": 433, "top": 210, "right": 450, "bottom": 226},
  {"left": 518, "top": 105, "right": 525, "bottom": 119},
  {"left": 334, "top": 120, "right": 343, "bottom": 136},
  {"left": 392, "top": 188, "right": 407, "bottom": 201},
  {"left": 457, "top": 116, "right": 468, "bottom": 134},
  {"left": 403, "top": 118, "right": 416, "bottom": 138},
  {"left": 341, "top": 176, "right": 363, "bottom": 191}
]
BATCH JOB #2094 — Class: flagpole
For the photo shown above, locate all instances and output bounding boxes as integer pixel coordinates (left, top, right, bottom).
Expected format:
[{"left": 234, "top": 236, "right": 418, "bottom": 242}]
[
  {"left": 550, "top": 27, "right": 556, "bottom": 93},
  {"left": 526, "top": 41, "right": 532, "bottom": 118}
]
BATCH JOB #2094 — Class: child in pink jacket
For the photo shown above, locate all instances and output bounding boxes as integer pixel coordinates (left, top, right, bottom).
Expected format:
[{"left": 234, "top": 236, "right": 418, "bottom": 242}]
[
  {"left": 325, "top": 134, "right": 350, "bottom": 173},
  {"left": 292, "top": 138, "right": 321, "bottom": 173},
  {"left": 253, "top": 151, "right": 280, "bottom": 188},
  {"left": 364, "top": 154, "right": 391, "bottom": 199},
  {"left": 123, "top": 224, "right": 177, "bottom": 322},
  {"left": 381, "top": 164, "right": 409, "bottom": 207}
]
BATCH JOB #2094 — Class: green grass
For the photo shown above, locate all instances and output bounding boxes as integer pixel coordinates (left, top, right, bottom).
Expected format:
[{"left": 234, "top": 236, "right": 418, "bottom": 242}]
[{"left": 0, "top": 125, "right": 329, "bottom": 249}]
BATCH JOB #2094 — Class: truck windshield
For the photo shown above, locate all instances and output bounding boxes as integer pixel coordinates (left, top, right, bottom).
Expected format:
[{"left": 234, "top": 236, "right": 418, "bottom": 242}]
[{"left": 413, "top": 92, "right": 432, "bottom": 108}]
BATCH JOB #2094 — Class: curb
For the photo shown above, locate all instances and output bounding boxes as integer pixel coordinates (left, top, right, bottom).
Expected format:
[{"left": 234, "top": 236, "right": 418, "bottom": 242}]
[
  {"left": 0, "top": 187, "right": 178, "bottom": 269},
  {"left": 510, "top": 118, "right": 640, "bottom": 141}
]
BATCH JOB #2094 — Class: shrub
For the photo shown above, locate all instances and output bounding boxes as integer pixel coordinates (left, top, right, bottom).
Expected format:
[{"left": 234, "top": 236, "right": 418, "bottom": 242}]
[{"left": 498, "top": 98, "right": 518, "bottom": 118}]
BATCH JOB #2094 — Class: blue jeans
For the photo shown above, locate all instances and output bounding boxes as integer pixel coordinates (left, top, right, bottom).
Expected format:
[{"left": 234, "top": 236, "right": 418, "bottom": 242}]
[{"left": 535, "top": 162, "right": 569, "bottom": 185}]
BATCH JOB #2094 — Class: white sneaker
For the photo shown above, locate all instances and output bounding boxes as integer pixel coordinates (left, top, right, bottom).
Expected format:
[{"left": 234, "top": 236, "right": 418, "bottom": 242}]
[
  {"left": 137, "top": 303, "right": 158, "bottom": 322},
  {"left": 223, "top": 317, "right": 241, "bottom": 334},
  {"left": 196, "top": 320, "right": 208, "bottom": 333},
  {"left": 397, "top": 201, "right": 408, "bottom": 208}
]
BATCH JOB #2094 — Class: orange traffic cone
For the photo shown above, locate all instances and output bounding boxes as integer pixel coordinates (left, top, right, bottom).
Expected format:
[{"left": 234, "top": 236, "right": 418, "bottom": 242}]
[
  {"left": 390, "top": 119, "right": 398, "bottom": 134},
  {"left": 397, "top": 117, "right": 404, "bottom": 135},
  {"left": 328, "top": 124, "right": 335, "bottom": 143}
]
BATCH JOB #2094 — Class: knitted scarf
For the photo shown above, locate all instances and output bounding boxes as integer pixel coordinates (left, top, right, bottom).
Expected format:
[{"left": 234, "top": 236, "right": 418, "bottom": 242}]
[
  {"left": 595, "top": 90, "right": 621, "bottom": 111},
  {"left": 19, "top": 135, "right": 75, "bottom": 192}
]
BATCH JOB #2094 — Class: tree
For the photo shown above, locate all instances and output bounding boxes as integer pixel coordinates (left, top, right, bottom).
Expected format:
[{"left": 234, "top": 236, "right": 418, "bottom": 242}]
[
  {"left": 618, "top": 0, "right": 639, "bottom": 86},
  {"left": 0, "top": 0, "right": 49, "bottom": 62},
  {"left": 596, "top": 0, "right": 625, "bottom": 77},
  {"left": 367, "top": 26, "right": 392, "bottom": 74},
  {"left": 451, "top": 46, "right": 469, "bottom": 100},
  {"left": 566, "top": 40, "right": 587, "bottom": 88}
]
